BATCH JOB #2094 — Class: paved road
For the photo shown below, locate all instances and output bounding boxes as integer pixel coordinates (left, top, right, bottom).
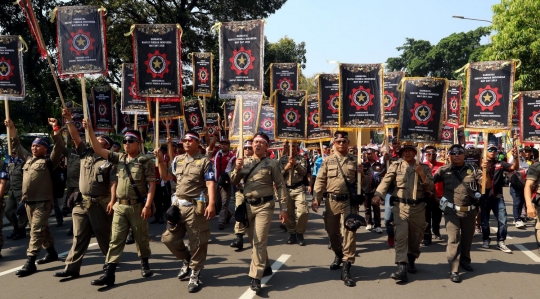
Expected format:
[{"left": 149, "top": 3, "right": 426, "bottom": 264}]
[{"left": 1, "top": 187, "right": 539, "bottom": 299}]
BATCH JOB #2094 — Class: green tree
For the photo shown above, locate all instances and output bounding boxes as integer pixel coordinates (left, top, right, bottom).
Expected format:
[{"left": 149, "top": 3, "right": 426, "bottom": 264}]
[
  {"left": 483, "top": 0, "right": 540, "bottom": 91},
  {"left": 386, "top": 38, "right": 432, "bottom": 76}
]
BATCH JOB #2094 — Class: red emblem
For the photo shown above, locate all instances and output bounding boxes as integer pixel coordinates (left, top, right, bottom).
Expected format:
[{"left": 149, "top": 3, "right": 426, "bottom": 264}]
[
  {"left": 277, "top": 78, "right": 293, "bottom": 90},
  {"left": 242, "top": 108, "right": 254, "bottom": 125},
  {"left": 68, "top": 29, "right": 95, "bottom": 56},
  {"left": 309, "top": 110, "right": 319, "bottom": 127},
  {"left": 528, "top": 110, "right": 540, "bottom": 130},
  {"left": 283, "top": 108, "right": 301, "bottom": 126},
  {"left": 410, "top": 101, "right": 435, "bottom": 126},
  {"left": 189, "top": 113, "right": 200, "bottom": 126},
  {"left": 327, "top": 93, "right": 339, "bottom": 113},
  {"left": 261, "top": 118, "right": 274, "bottom": 131},
  {"left": 207, "top": 125, "right": 216, "bottom": 135},
  {"left": 383, "top": 91, "right": 397, "bottom": 111},
  {"left": 0, "top": 57, "right": 14, "bottom": 81},
  {"left": 475, "top": 85, "right": 502, "bottom": 112},
  {"left": 449, "top": 96, "right": 459, "bottom": 113},
  {"left": 144, "top": 50, "right": 171, "bottom": 79},
  {"left": 128, "top": 81, "right": 138, "bottom": 98},
  {"left": 442, "top": 129, "right": 452, "bottom": 140},
  {"left": 198, "top": 67, "right": 209, "bottom": 83},
  {"left": 123, "top": 115, "right": 131, "bottom": 126},
  {"left": 349, "top": 86, "right": 374, "bottom": 111},
  {"left": 229, "top": 46, "right": 255, "bottom": 75}
]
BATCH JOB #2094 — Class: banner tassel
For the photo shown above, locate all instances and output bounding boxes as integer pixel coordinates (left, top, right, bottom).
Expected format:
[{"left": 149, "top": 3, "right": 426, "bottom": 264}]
[
  {"left": 49, "top": 7, "right": 58, "bottom": 23},
  {"left": 97, "top": 6, "right": 107, "bottom": 14},
  {"left": 176, "top": 23, "right": 183, "bottom": 39},
  {"left": 18, "top": 36, "right": 28, "bottom": 52},
  {"left": 210, "top": 22, "right": 222, "bottom": 33},
  {"left": 124, "top": 24, "right": 135, "bottom": 36}
]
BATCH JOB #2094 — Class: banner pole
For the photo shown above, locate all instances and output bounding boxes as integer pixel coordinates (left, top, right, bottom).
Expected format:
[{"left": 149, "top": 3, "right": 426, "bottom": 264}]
[
  {"left": 166, "top": 118, "right": 171, "bottom": 140},
  {"left": 481, "top": 131, "right": 488, "bottom": 194},
  {"left": 238, "top": 96, "right": 244, "bottom": 159},
  {"left": 412, "top": 144, "right": 421, "bottom": 200},
  {"left": 155, "top": 100, "right": 160, "bottom": 149},
  {"left": 80, "top": 76, "right": 90, "bottom": 143},
  {"left": 134, "top": 113, "right": 138, "bottom": 130},
  {"left": 4, "top": 98, "right": 11, "bottom": 154},
  {"left": 139, "top": 126, "right": 145, "bottom": 154},
  {"left": 385, "top": 127, "right": 390, "bottom": 170},
  {"left": 319, "top": 141, "right": 324, "bottom": 158},
  {"left": 289, "top": 140, "right": 293, "bottom": 186},
  {"left": 357, "top": 130, "right": 362, "bottom": 195}
]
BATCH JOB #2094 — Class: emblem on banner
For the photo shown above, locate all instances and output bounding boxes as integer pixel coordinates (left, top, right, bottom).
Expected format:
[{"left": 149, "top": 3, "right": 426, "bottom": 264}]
[
  {"left": 410, "top": 101, "right": 435, "bottom": 126},
  {"left": 529, "top": 110, "right": 540, "bottom": 130},
  {"left": 449, "top": 96, "right": 459, "bottom": 113},
  {"left": 98, "top": 104, "right": 108, "bottom": 117},
  {"left": 123, "top": 115, "right": 131, "bottom": 126},
  {"left": 189, "top": 113, "right": 200, "bottom": 126},
  {"left": 0, "top": 58, "right": 14, "bottom": 81},
  {"left": 283, "top": 108, "right": 301, "bottom": 126},
  {"left": 242, "top": 108, "right": 254, "bottom": 125},
  {"left": 229, "top": 46, "right": 255, "bottom": 75},
  {"left": 261, "top": 118, "right": 274, "bottom": 130},
  {"left": 145, "top": 50, "right": 171, "bottom": 79},
  {"left": 277, "top": 78, "right": 293, "bottom": 91},
  {"left": 327, "top": 93, "right": 339, "bottom": 113},
  {"left": 68, "top": 29, "right": 95, "bottom": 56},
  {"left": 309, "top": 110, "right": 319, "bottom": 127},
  {"left": 208, "top": 126, "right": 215, "bottom": 135},
  {"left": 442, "top": 129, "right": 452, "bottom": 140},
  {"left": 349, "top": 87, "right": 374, "bottom": 111},
  {"left": 383, "top": 91, "right": 397, "bottom": 111},
  {"left": 128, "top": 81, "right": 137, "bottom": 97},
  {"left": 475, "top": 85, "right": 502, "bottom": 112},
  {"left": 512, "top": 106, "right": 518, "bottom": 117},
  {"left": 198, "top": 67, "right": 209, "bottom": 83}
]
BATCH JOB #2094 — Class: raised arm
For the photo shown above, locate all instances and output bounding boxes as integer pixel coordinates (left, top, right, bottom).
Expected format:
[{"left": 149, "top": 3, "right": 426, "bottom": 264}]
[
  {"left": 82, "top": 118, "right": 109, "bottom": 159},
  {"left": 48, "top": 118, "right": 66, "bottom": 169},
  {"left": 62, "top": 108, "right": 83, "bottom": 148}
]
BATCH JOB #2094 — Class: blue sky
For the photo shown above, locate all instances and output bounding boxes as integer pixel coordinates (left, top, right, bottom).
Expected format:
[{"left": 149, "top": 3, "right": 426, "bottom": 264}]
[{"left": 265, "top": 0, "right": 497, "bottom": 76}]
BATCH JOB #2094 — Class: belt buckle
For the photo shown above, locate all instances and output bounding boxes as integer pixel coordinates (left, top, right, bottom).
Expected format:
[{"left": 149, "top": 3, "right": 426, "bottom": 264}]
[{"left": 459, "top": 206, "right": 468, "bottom": 212}]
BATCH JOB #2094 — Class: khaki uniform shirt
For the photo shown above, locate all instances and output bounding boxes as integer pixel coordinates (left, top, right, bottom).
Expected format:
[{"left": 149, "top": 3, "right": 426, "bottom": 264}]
[
  {"left": 374, "top": 160, "right": 434, "bottom": 200},
  {"left": 279, "top": 155, "right": 307, "bottom": 186},
  {"left": 526, "top": 162, "right": 540, "bottom": 188},
  {"left": 77, "top": 143, "right": 117, "bottom": 197},
  {"left": 170, "top": 152, "right": 214, "bottom": 199},
  {"left": 12, "top": 134, "right": 65, "bottom": 202},
  {"left": 7, "top": 156, "right": 23, "bottom": 191},
  {"left": 230, "top": 156, "right": 288, "bottom": 204},
  {"left": 314, "top": 152, "right": 358, "bottom": 203},
  {"left": 433, "top": 163, "right": 482, "bottom": 207},
  {"left": 63, "top": 148, "right": 81, "bottom": 188},
  {"left": 108, "top": 152, "right": 155, "bottom": 200}
]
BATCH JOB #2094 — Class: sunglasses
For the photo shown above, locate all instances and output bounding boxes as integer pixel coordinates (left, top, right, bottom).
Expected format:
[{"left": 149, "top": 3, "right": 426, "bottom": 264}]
[
  {"left": 123, "top": 138, "right": 138, "bottom": 144},
  {"left": 335, "top": 139, "right": 348, "bottom": 144},
  {"left": 182, "top": 138, "right": 197, "bottom": 143},
  {"left": 449, "top": 150, "right": 464, "bottom": 156},
  {"left": 244, "top": 147, "right": 253, "bottom": 150},
  {"left": 487, "top": 148, "right": 498, "bottom": 153}
]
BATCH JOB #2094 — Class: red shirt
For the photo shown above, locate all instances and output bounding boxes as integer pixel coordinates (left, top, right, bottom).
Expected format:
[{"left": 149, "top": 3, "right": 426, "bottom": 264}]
[
  {"left": 213, "top": 150, "right": 236, "bottom": 181},
  {"left": 427, "top": 160, "right": 445, "bottom": 197}
]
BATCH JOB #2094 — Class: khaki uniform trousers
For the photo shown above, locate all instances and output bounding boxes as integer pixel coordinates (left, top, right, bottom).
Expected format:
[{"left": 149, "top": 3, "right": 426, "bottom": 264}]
[
  {"left": 247, "top": 199, "right": 274, "bottom": 279},
  {"left": 106, "top": 202, "right": 151, "bottom": 263},
  {"left": 324, "top": 198, "right": 357, "bottom": 263},
  {"left": 6, "top": 189, "right": 27, "bottom": 229},
  {"left": 0, "top": 199, "right": 4, "bottom": 249},
  {"left": 444, "top": 209, "right": 477, "bottom": 272},
  {"left": 161, "top": 203, "right": 210, "bottom": 271},
  {"left": 234, "top": 191, "right": 245, "bottom": 235},
  {"left": 392, "top": 203, "right": 426, "bottom": 264},
  {"left": 285, "top": 186, "right": 309, "bottom": 234},
  {"left": 25, "top": 201, "right": 54, "bottom": 256},
  {"left": 64, "top": 196, "right": 112, "bottom": 272}
]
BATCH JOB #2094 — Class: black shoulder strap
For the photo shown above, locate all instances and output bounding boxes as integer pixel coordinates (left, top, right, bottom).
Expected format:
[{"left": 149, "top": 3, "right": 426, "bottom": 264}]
[
  {"left": 335, "top": 156, "right": 355, "bottom": 189},
  {"left": 242, "top": 157, "right": 266, "bottom": 196},
  {"left": 124, "top": 156, "right": 145, "bottom": 201}
]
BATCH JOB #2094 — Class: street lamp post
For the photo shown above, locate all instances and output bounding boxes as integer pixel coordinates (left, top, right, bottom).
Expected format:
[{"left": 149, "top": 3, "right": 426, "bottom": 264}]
[{"left": 452, "top": 15, "right": 493, "bottom": 24}]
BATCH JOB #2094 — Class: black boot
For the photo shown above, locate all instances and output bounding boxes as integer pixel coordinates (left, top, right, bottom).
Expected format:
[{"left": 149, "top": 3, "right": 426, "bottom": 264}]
[
  {"left": 287, "top": 233, "right": 297, "bottom": 245},
  {"left": 53, "top": 270, "right": 80, "bottom": 278},
  {"left": 177, "top": 254, "right": 191, "bottom": 280},
  {"left": 126, "top": 230, "right": 135, "bottom": 245},
  {"left": 341, "top": 261, "right": 355, "bottom": 287},
  {"left": 297, "top": 233, "right": 306, "bottom": 246},
  {"left": 141, "top": 258, "right": 153, "bottom": 277},
  {"left": 230, "top": 234, "right": 244, "bottom": 250},
  {"left": 188, "top": 270, "right": 202, "bottom": 293},
  {"left": 407, "top": 254, "right": 417, "bottom": 274},
  {"left": 36, "top": 247, "right": 58, "bottom": 265},
  {"left": 15, "top": 256, "right": 37, "bottom": 277},
  {"left": 330, "top": 252, "right": 344, "bottom": 270},
  {"left": 390, "top": 263, "right": 408, "bottom": 282},
  {"left": 66, "top": 227, "right": 73, "bottom": 237},
  {"left": 422, "top": 234, "right": 432, "bottom": 246},
  {"left": 7, "top": 229, "right": 17, "bottom": 239},
  {"left": 12, "top": 228, "right": 26, "bottom": 240},
  {"left": 250, "top": 278, "right": 262, "bottom": 293},
  {"left": 91, "top": 263, "right": 116, "bottom": 286},
  {"left": 263, "top": 266, "right": 273, "bottom": 277}
]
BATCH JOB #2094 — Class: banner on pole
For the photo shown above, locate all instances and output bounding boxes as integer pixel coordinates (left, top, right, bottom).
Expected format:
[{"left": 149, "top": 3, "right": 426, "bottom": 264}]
[
  {"left": 398, "top": 77, "right": 447, "bottom": 143},
  {"left": 223, "top": 99, "right": 236, "bottom": 129},
  {"left": 306, "top": 94, "right": 332, "bottom": 141},
  {"left": 192, "top": 52, "right": 213, "bottom": 97},
  {"left": 318, "top": 74, "right": 339, "bottom": 128},
  {"left": 16, "top": 0, "right": 47, "bottom": 58},
  {"left": 116, "top": 102, "right": 132, "bottom": 134},
  {"left": 512, "top": 96, "right": 519, "bottom": 128},
  {"left": 465, "top": 60, "right": 515, "bottom": 130},
  {"left": 136, "top": 114, "right": 150, "bottom": 128},
  {"left": 218, "top": 20, "right": 264, "bottom": 98},
  {"left": 257, "top": 100, "right": 275, "bottom": 142},
  {"left": 149, "top": 118, "right": 180, "bottom": 144},
  {"left": 121, "top": 63, "right": 148, "bottom": 114},
  {"left": 65, "top": 101, "right": 85, "bottom": 139},
  {"left": 54, "top": 6, "right": 107, "bottom": 77},
  {"left": 439, "top": 125, "right": 455, "bottom": 145},
  {"left": 0, "top": 36, "right": 25, "bottom": 100},
  {"left": 133, "top": 24, "right": 182, "bottom": 100},
  {"left": 182, "top": 99, "right": 205, "bottom": 135},
  {"left": 446, "top": 80, "right": 462, "bottom": 128},
  {"left": 339, "top": 63, "right": 384, "bottom": 128},
  {"left": 229, "top": 95, "right": 262, "bottom": 140},
  {"left": 147, "top": 101, "right": 182, "bottom": 121},
  {"left": 206, "top": 113, "right": 221, "bottom": 136},
  {"left": 383, "top": 71, "right": 404, "bottom": 126},
  {"left": 270, "top": 63, "right": 299, "bottom": 96},
  {"left": 275, "top": 90, "right": 307, "bottom": 140},
  {"left": 520, "top": 91, "right": 540, "bottom": 143},
  {"left": 91, "top": 85, "right": 114, "bottom": 132}
]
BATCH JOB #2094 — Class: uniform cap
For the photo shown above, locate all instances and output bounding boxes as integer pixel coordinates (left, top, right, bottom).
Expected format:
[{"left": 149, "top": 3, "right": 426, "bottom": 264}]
[{"left": 344, "top": 214, "right": 366, "bottom": 232}]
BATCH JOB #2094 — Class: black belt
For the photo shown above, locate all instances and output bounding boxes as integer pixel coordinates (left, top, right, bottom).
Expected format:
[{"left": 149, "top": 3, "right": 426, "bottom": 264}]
[
  {"left": 394, "top": 197, "right": 423, "bottom": 205},
  {"left": 286, "top": 182, "right": 304, "bottom": 189},
  {"left": 329, "top": 193, "right": 349, "bottom": 201},
  {"left": 246, "top": 195, "right": 273, "bottom": 206}
]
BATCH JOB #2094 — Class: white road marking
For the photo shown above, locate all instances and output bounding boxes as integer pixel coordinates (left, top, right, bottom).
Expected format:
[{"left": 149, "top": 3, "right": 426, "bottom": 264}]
[
  {"left": 238, "top": 254, "right": 291, "bottom": 299},
  {"left": 490, "top": 227, "right": 540, "bottom": 262},
  {"left": 490, "top": 227, "right": 513, "bottom": 239},
  {"left": 0, "top": 243, "right": 98, "bottom": 277}
]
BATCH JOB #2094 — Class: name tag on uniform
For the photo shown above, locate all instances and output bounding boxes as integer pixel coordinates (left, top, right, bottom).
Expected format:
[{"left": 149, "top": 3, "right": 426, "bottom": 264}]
[{"left": 97, "top": 174, "right": 103, "bottom": 183}]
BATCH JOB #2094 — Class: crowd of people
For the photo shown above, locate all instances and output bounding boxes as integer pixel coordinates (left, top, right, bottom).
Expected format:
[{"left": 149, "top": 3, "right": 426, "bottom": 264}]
[{"left": 1, "top": 111, "right": 540, "bottom": 294}]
